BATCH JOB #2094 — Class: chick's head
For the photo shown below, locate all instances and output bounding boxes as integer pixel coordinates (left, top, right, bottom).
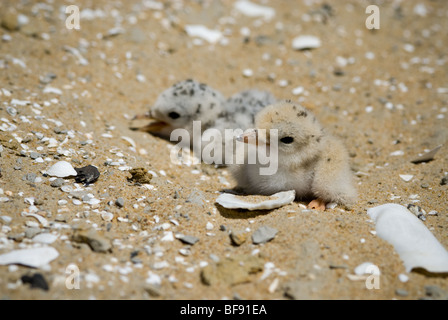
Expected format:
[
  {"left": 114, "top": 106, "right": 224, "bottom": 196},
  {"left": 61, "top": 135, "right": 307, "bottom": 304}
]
[
  {"left": 148, "top": 79, "right": 225, "bottom": 137},
  {"left": 254, "top": 100, "right": 324, "bottom": 156}
]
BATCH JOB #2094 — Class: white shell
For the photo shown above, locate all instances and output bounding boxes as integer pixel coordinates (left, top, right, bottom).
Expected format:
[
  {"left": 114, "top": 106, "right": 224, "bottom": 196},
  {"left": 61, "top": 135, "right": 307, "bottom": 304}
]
[
  {"left": 21, "top": 212, "right": 49, "bottom": 227},
  {"left": 292, "top": 35, "right": 321, "bottom": 50},
  {"left": 32, "top": 233, "right": 58, "bottom": 244},
  {"left": 234, "top": 0, "right": 275, "bottom": 20},
  {"left": 216, "top": 190, "right": 295, "bottom": 211},
  {"left": 367, "top": 204, "right": 448, "bottom": 273},
  {"left": 399, "top": 174, "right": 413, "bottom": 182},
  {"left": 184, "top": 25, "right": 223, "bottom": 44},
  {"left": 100, "top": 211, "right": 114, "bottom": 222},
  {"left": 46, "top": 161, "right": 77, "bottom": 177},
  {"left": 411, "top": 145, "right": 442, "bottom": 164},
  {"left": 0, "top": 247, "right": 59, "bottom": 268},
  {"left": 121, "top": 136, "right": 136, "bottom": 148}
]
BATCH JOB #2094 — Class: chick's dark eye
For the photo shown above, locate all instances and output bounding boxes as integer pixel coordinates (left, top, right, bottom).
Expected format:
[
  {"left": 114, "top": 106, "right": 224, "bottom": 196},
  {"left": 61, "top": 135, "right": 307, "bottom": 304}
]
[
  {"left": 168, "top": 111, "right": 180, "bottom": 119},
  {"left": 280, "top": 136, "right": 294, "bottom": 144}
]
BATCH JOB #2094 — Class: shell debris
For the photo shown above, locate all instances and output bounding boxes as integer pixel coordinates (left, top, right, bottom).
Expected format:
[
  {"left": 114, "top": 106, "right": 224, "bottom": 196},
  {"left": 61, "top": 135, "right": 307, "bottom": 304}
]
[{"left": 215, "top": 190, "right": 295, "bottom": 211}]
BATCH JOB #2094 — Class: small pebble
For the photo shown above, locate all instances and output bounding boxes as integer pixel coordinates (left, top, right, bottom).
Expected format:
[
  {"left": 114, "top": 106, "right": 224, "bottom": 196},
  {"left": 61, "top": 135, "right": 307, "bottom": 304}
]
[
  {"left": 441, "top": 177, "right": 448, "bottom": 186},
  {"left": 25, "top": 228, "right": 41, "bottom": 239},
  {"left": 407, "top": 204, "right": 426, "bottom": 221},
  {"left": 54, "top": 214, "right": 67, "bottom": 222},
  {"left": 21, "top": 273, "right": 49, "bottom": 291},
  {"left": 252, "top": 226, "right": 278, "bottom": 244},
  {"left": 178, "top": 235, "right": 200, "bottom": 245},
  {"left": 115, "top": 197, "right": 125, "bottom": 208},
  {"left": 1, "top": 11, "right": 19, "bottom": 31},
  {"left": 425, "top": 285, "right": 448, "bottom": 300},
  {"left": 50, "top": 178, "right": 65, "bottom": 188},
  {"left": 0, "top": 216, "right": 12, "bottom": 224},
  {"left": 6, "top": 107, "right": 17, "bottom": 116},
  {"left": 30, "top": 152, "right": 41, "bottom": 159},
  {"left": 74, "top": 165, "right": 100, "bottom": 184},
  {"left": 23, "top": 173, "right": 37, "bottom": 183},
  {"left": 72, "top": 229, "right": 112, "bottom": 253},
  {"left": 395, "top": 289, "right": 408, "bottom": 297},
  {"left": 398, "top": 273, "right": 409, "bottom": 283},
  {"left": 230, "top": 229, "right": 248, "bottom": 246}
]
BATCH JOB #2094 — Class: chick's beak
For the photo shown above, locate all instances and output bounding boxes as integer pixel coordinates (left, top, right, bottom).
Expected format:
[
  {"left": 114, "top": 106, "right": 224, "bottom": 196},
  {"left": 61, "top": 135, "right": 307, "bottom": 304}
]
[
  {"left": 144, "top": 121, "right": 170, "bottom": 132},
  {"left": 132, "top": 109, "right": 170, "bottom": 133}
]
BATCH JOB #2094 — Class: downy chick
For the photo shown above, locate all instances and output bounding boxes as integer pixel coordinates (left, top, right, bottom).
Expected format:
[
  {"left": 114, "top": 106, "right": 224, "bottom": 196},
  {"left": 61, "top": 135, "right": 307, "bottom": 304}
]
[
  {"left": 134, "top": 80, "right": 275, "bottom": 165},
  {"left": 134, "top": 79, "right": 226, "bottom": 138},
  {"left": 231, "top": 100, "right": 356, "bottom": 210}
]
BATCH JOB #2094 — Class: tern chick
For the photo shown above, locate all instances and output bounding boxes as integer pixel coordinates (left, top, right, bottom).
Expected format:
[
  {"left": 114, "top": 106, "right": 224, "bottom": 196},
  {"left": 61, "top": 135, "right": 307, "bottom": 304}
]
[
  {"left": 231, "top": 100, "right": 357, "bottom": 210},
  {"left": 135, "top": 80, "right": 276, "bottom": 164},
  {"left": 215, "top": 89, "right": 277, "bottom": 131},
  {"left": 134, "top": 79, "right": 226, "bottom": 138}
]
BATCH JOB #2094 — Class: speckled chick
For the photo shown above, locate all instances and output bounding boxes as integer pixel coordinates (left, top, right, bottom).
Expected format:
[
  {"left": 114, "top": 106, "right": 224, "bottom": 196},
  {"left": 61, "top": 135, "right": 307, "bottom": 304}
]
[
  {"left": 136, "top": 81, "right": 276, "bottom": 164},
  {"left": 231, "top": 100, "right": 357, "bottom": 210},
  {"left": 135, "top": 79, "right": 226, "bottom": 138},
  {"left": 215, "top": 89, "right": 277, "bottom": 131}
]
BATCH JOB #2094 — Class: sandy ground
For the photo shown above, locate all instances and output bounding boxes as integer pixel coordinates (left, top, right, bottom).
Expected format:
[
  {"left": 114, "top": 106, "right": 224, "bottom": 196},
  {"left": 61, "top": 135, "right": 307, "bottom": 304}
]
[{"left": 0, "top": 0, "right": 447, "bottom": 300}]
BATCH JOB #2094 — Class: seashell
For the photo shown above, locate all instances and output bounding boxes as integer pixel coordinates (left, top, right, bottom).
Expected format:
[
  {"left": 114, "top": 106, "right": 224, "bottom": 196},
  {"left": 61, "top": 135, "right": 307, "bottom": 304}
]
[
  {"left": 292, "top": 35, "right": 321, "bottom": 50},
  {"left": 399, "top": 174, "right": 413, "bottom": 182},
  {"left": 411, "top": 145, "right": 442, "bottom": 164},
  {"left": 0, "top": 247, "right": 59, "bottom": 268},
  {"left": 121, "top": 136, "right": 136, "bottom": 148},
  {"left": 367, "top": 204, "right": 448, "bottom": 273},
  {"left": 46, "top": 161, "right": 77, "bottom": 178},
  {"left": 32, "top": 233, "right": 58, "bottom": 244},
  {"left": 100, "top": 211, "right": 114, "bottom": 222},
  {"left": 184, "top": 25, "right": 223, "bottom": 44},
  {"left": 216, "top": 190, "right": 295, "bottom": 211},
  {"left": 21, "top": 212, "right": 49, "bottom": 227},
  {"left": 234, "top": 1, "right": 275, "bottom": 20}
]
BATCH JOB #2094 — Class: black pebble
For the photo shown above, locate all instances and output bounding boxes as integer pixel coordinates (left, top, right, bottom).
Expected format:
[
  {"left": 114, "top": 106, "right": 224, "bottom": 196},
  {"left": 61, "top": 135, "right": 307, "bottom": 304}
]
[
  {"left": 74, "top": 165, "right": 100, "bottom": 184},
  {"left": 441, "top": 177, "right": 448, "bottom": 186},
  {"left": 21, "top": 273, "right": 49, "bottom": 291}
]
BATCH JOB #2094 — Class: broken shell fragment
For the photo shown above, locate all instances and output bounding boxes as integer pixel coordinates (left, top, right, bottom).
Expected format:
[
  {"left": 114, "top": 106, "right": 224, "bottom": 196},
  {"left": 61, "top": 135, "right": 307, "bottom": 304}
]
[
  {"left": 399, "top": 174, "right": 413, "bottom": 182},
  {"left": 216, "top": 190, "right": 295, "bottom": 211},
  {"left": 367, "top": 204, "right": 448, "bottom": 273},
  {"left": 411, "top": 145, "right": 442, "bottom": 164},
  {"left": 0, "top": 247, "right": 59, "bottom": 268},
  {"left": 292, "top": 35, "right": 321, "bottom": 50},
  {"left": 45, "top": 161, "right": 77, "bottom": 178}
]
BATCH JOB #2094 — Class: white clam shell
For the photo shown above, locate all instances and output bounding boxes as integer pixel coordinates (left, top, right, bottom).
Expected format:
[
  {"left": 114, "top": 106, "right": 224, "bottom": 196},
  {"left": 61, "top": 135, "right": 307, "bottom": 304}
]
[
  {"left": 367, "top": 203, "right": 448, "bottom": 273},
  {"left": 0, "top": 247, "right": 59, "bottom": 268},
  {"left": 216, "top": 190, "right": 295, "bottom": 211},
  {"left": 46, "top": 161, "right": 77, "bottom": 177}
]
